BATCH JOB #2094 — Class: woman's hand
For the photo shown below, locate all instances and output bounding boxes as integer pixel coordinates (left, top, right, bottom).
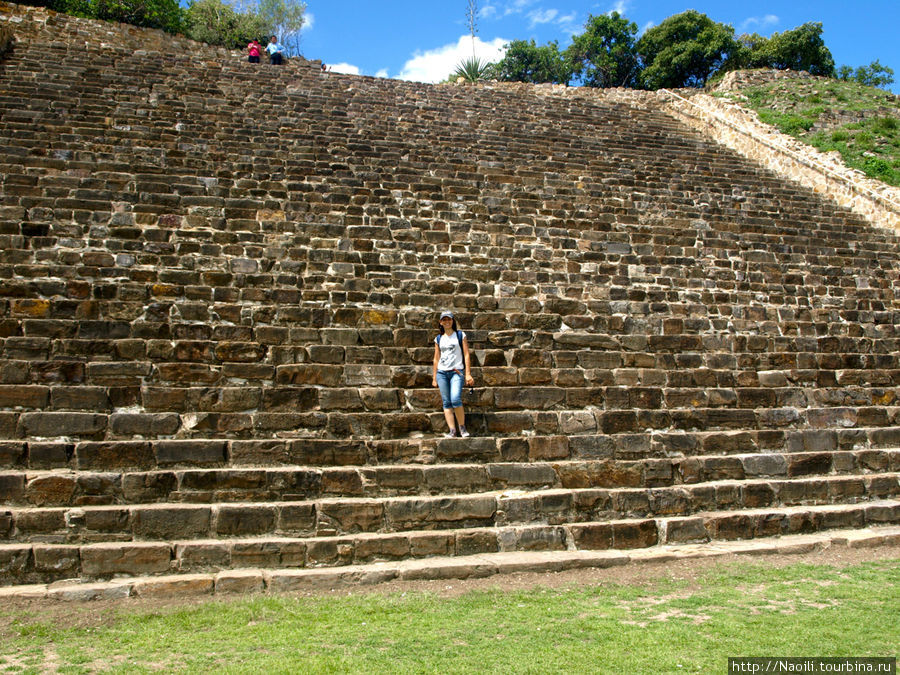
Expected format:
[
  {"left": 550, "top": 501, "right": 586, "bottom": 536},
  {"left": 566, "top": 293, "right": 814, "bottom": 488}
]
[
  {"left": 432, "top": 377, "right": 438, "bottom": 388},
  {"left": 465, "top": 374, "right": 474, "bottom": 387}
]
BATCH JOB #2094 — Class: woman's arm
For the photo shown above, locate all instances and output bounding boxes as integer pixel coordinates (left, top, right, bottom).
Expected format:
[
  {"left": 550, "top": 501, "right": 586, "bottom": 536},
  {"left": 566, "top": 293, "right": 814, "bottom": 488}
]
[
  {"left": 462, "top": 337, "right": 474, "bottom": 387},
  {"left": 432, "top": 342, "right": 440, "bottom": 387}
]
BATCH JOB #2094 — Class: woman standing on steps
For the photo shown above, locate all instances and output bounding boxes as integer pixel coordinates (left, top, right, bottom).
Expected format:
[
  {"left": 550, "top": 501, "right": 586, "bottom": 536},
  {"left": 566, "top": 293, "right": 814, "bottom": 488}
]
[{"left": 432, "top": 311, "right": 475, "bottom": 438}]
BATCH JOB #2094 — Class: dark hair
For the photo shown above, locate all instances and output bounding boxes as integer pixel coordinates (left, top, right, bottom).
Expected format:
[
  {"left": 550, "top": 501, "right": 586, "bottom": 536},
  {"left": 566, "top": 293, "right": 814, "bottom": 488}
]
[{"left": 438, "top": 315, "right": 458, "bottom": 333}]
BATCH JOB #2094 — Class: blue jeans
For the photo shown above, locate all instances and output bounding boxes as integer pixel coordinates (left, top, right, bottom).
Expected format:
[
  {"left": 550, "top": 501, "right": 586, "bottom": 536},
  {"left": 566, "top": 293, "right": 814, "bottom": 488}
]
[{"left": 436, "top": 370, "right": 463, "bottom": 409}]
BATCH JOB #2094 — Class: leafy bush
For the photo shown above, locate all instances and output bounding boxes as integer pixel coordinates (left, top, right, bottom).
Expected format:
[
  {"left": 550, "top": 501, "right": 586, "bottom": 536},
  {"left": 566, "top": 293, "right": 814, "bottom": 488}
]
[
  {"left": 185, "top": 0, "right": 268, "bottom": 49},
  {"left": 53, "top": 0, "right": 184, "bottom": 33}
]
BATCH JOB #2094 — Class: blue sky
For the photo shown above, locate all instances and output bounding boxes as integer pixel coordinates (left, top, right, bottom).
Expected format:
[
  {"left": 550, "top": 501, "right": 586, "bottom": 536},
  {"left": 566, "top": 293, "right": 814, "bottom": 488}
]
[{"left": 296, "top": 0, "right": 899, "bottom": 93}]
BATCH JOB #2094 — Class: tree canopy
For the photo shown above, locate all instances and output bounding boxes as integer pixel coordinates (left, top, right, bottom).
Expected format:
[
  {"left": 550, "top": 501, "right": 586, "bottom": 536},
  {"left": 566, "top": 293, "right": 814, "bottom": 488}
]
[
  {"left": 565, "top": 12, "right": 639, "bottom": 88},
  {"left": 185, "top": 0, "right": 269, "bottom": 50},
  {"left": 736, "top": 22, "right": 835, "bottom": 76},
  {"left": 637, "top": 10, "right": 740, "bottom": 89},
  {"left": 493, "top": 39, "right": 571, "bottom": 84}
]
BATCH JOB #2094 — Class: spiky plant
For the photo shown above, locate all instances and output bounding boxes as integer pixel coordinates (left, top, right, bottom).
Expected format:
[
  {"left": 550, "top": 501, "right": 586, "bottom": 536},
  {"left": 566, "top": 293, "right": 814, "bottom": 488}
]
[{"left": 453, "top": 56, "right": 494, "bottom": 83}]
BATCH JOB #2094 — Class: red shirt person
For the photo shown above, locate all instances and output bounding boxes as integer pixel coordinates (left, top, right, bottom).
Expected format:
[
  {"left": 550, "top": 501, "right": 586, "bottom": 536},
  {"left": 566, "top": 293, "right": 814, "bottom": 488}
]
[{"left": 247, "top": 39, "right": 262, "bottom": 63}]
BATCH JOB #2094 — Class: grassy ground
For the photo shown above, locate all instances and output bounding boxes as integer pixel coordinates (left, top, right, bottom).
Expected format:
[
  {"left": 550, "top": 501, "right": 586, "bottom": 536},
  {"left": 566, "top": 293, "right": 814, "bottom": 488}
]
[
  {"left": 718, "top": 78, "right": 900, "bottom": 186},
  {"left": 0, "top": 555, "right": 897, "bottom": 674}
]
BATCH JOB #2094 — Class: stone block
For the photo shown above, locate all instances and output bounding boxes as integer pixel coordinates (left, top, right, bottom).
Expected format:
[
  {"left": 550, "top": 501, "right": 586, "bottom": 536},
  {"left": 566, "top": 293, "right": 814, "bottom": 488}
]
[
  {"left": 321, "top": 469, "right": 364, "bottom": 495},
  {"left": 317, "top": 501, "right": 384, "bottom": 535},
  {"left": 515, "top": 526, "right": 567, "bottom": 551},
  {"left": 0, "top": 544, "right": 31, "bottom": 580},
  {"left": 664, "top": 517, "right": 708, "bottom": 544},
  {"left": 133, "top": 506, "right": 211, "bottom": 539},
  {"left": 318, "top": 389, "right": 364, "bottom": 411},
  {"left": 488, "top": 463, "right": 556, "bottom": 488},
  {"left": 359, "top": 388, "right": 401, "bottom": 410},
  {"left": 0, "top": 473, "right": 26, "bottom": 502},
  {"left": 0, "top": 385, "right": 49, "bottom": 409},
  {"left": 528, "top": 436, "right": 569, "bottom": 461},
  {"left": 122, "top": 472, "right": 177, "bottom": 502},
  {"left": 787, "top": 453, "right": 833, "bottom": 477},
  {"left": 455, "top": 530, "right": 498, "bottom": 556},
  {"left": 132, "top": 574, "right": 214, "bottom": 598},
  {"left": 19, "top": 412, "right": 107, "bottom": 438},
  {"left": 741, "top": 454, "right": 787, "bottom": 477},
  {"left": 49, "top": 387, "right": 110, "bottom": 412},
  {"left": 215, "top": 570, "right": 265, "bottom": 594},
  {"left": 81, "top": 543, "right": 172, "bottom": 577},
  {"left": 215, "top": 505, "right": 277, "bottom": 536},
  {"left": 33, "top": 545, "right": 80, "bottom": 576},
  {"left": 25, "top": 475, "right": 76, "bottom": 506},
  {"left": 354, "top": 535, "right": 410, "bottom": 562},
  {"left": 110, "top": 413, "right": 181, "bottom": 437},
  {"left": 14, "top": 509, "right": 66, "bottom": 537},
  {"left": 0, "top": 442, "right": 27, "bottom": 468},
  {"left": 275, "top": 364, "right": 342, "bottom": 386},
  {"left": 570, "top": 523, "right": 613, "bottom": 550},
  {"left": 230, "top": 541, "right": 283, "bottom": 568},
  {"left": 569, "top": 435, "right": 615, "bottom": 459},
  {"left": 175, "top": 542, "right": 231, "bottom": 571},
  {"left": 76, "top": 442, "right": 154, "bottom": 470},
  {"left": 155, "top": 440, "right": 227, "bottom": 466}
]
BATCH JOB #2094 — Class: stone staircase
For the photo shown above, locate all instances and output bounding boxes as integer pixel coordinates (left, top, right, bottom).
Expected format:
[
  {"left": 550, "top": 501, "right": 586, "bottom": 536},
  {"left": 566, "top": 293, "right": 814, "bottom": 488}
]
[{"left": 1, "top": 3, "right": 899, "bottom": 595}]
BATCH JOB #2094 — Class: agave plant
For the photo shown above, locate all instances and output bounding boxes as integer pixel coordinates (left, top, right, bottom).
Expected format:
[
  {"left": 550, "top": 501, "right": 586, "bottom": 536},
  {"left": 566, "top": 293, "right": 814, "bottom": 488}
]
[{"left": 453, "top": 56, "right": 495, "bottom": 83}]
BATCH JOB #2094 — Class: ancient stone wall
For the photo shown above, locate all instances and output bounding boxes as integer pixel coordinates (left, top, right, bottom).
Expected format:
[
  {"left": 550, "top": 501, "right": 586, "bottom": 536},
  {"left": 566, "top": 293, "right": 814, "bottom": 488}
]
[{"left": 0, "top": 3, "right": 898, "bottom": 591}]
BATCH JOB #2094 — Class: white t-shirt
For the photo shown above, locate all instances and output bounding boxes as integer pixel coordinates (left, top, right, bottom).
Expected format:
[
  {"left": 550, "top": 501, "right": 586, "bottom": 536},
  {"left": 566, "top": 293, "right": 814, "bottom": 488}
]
[{"left": 436, "top": 331, "right": 465, "bottom": 371}]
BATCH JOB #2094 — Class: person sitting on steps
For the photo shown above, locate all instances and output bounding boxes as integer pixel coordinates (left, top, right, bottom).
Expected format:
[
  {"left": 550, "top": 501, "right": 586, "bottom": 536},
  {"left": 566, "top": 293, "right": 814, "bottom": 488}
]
[
  {"left": 266, "top": 35, "right": 284, "bottom": 65},
  {"left": 247, "top": 38, "right": 262, "bottom": 63},
  {"left": 432, "top": 310, "right": 474, "bottom": 438}
]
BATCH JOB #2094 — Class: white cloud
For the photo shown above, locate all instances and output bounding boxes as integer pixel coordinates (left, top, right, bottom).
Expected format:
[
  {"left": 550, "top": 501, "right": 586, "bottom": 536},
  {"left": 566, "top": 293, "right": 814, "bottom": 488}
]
[
  {"left": 740, "top": 14, "right": 779, "bottom": 32},
  {"left": 638, "top": 20, "right": 654, "bottom": 37},
  {"left": 480, "top": 4, "right": 499, "bottom": 19},
  {"left": 329, "top": 62, "right": 361, "bottom": 75},
  {"left": 504, "top": 0, "right": 538, "bottom": 17},
  {"left": 608, "top": 1, "right": 628, "bottom": 16},
  {"left": 375, "top": 68, "right": 389, "bottom": 78},
  {"left": 398, "top": 35, "right": 508, "bottom": 83},
  {"left": 557, "top": 11, "right": 579, "bottom": 34},
  {"left": 302, "top": 11, "right": 314, "bottom": 32},
  {"left": 528, "top": 8, "right": 558, "bottom": 27}
]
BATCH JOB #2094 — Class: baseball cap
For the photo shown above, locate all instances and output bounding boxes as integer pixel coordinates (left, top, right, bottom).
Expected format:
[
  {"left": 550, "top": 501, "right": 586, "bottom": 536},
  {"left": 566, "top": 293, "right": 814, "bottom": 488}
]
[{"left": 439, "top": 311, "right": 454, "bottom": 320}]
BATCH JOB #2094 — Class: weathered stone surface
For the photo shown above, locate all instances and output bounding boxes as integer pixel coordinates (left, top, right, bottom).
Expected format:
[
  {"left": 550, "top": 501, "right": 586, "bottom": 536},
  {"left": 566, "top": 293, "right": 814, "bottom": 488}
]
[
  {"left": 19, "top": 413, "right": 107, "bottom": 438},
  {"left": 81, "top": 543, "right": 172, "bottom": 577},
  {"left": 25, "top": 475, "right": 76, "bottom": 506},
  {"left": 133, "top": 506, "right": 211, "bottom": 539},
  {"left": 215, "top": 505, "right": 277, "bottom": 536},
  {"left": 76, "top": 442, "right": 154, "bottom": 470},
  {"left": 155, "top": 441, "right": 227, "bottom": 466}
]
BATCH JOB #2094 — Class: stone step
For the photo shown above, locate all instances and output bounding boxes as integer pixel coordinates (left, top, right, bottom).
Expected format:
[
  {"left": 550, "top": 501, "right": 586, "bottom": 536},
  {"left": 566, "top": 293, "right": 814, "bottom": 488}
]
[
  {"left": 1, "top": 501, "right": 897, "bottom": 585},
  {"left": 3, "top": 471, "right": 897, "bottom": 544},
  {"left": 5, "top": 429, "right": 900, "bottom": 471},
  {"left": 2, "top": 526, "right": 898, "bottom": 600},
  {"left": 3, "top": 404, "right": 900, "bottom": 442},
  {"left": 3, "top": 449, "right": 898, "bottom": 507}
]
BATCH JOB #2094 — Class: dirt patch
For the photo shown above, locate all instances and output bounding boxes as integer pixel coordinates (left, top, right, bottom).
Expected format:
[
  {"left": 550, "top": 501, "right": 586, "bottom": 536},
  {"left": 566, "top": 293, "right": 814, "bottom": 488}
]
[{"left": 1, "top": 543, "right": 897, "bottom": 640}]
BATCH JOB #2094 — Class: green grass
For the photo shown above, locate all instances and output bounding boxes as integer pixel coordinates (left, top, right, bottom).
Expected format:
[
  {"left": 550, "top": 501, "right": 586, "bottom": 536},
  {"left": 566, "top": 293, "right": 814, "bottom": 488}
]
[
  {"left": 1, "top": 558, "right": 897, "bottom": 673},
  {"left": 723, "top": 77, "right": 900, "bottom": 186}
]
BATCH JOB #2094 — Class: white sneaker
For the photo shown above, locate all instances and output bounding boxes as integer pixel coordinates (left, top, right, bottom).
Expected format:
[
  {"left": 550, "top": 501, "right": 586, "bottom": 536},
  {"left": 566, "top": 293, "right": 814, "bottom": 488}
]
[
  {"left": 459, "top": 427, "right": 470, "bottom": 438},
  {"left": 445, "top": 430, "right": 458, "bottom": 438}
]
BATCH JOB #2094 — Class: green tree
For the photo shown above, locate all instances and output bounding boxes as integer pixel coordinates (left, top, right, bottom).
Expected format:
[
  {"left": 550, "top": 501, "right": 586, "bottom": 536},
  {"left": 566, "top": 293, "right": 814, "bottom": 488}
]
[
  {"left": 637, "top": 10, "right": 739, "bottom": 89},
  {"left": 565, "top": 12, "right": 640, "bottom": 88},
  {"left": 256, "top": 0, "right": 306, "bottom": 56},
  {"left": 185, "top": 0, "right": 268, "bottom": 49},
  {"left": 494, "top": 39, "right": 571, "bottom": 84},
  {"left": 837, "top": 59, "right": 895, "bottom": 89},
  {"left": 52, "top": 0, "right": 184, "bottom": 32},
  {"left": 738, "top": 22, "right": 835, "bottom": 76}
]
